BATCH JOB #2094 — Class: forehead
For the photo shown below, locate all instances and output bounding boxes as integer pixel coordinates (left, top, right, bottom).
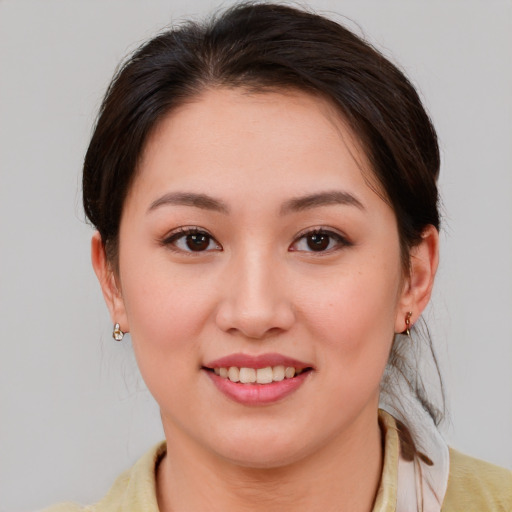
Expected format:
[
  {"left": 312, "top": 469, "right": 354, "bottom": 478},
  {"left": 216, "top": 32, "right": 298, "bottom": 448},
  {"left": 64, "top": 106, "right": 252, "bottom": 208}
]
[{"left": 131, "top": 87, "right": 382, "bottom": 209}]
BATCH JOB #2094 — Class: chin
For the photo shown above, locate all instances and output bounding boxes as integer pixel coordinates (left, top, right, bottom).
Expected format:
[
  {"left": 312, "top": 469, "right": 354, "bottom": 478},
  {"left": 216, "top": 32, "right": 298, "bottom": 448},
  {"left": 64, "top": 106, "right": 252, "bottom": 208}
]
[
  {"left": 212, "top": 428, "right": 315, "bottom": 469},
  {"left": 222, "top": 447, "right": 306, "bottom": 470}
]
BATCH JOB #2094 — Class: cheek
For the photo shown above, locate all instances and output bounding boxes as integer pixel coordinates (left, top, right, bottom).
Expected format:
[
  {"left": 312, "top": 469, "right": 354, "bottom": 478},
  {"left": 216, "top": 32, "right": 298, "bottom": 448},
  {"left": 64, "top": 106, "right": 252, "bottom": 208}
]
[
  {"left": 297, "top": 259, "right": 400, "bottom": 388},
  {"left": 120, "top": 245, "right": 213, "bottom": 336},
  {"left": 117, "top": 253, "right": 217, "bottom": 392}
]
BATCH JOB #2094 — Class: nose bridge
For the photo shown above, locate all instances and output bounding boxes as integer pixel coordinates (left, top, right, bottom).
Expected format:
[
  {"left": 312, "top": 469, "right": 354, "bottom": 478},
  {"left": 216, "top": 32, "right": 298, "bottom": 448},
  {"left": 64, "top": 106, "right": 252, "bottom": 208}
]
[
  {"left": 238, "top": 247, "right": 276, "bottom": 309},
  {"left": 217, "top": 242, "right": 294, "bottom": 338}
]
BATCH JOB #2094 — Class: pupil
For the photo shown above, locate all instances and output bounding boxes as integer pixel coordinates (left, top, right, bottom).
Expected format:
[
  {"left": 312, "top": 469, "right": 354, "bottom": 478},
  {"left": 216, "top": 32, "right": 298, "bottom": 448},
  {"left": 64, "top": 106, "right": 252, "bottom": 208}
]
[
  {"left": 307, "top": 234, "right": 329, "bottom": 251},
  {"left": 186, "top": 234, "right": 209, "bottom": 251}
]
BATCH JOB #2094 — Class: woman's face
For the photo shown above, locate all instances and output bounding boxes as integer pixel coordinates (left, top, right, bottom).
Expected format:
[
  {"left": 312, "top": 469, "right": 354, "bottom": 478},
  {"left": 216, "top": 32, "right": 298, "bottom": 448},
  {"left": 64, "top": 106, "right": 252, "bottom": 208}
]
[{"left": 110, "top": 88, "right": 411, "bottom": 467}]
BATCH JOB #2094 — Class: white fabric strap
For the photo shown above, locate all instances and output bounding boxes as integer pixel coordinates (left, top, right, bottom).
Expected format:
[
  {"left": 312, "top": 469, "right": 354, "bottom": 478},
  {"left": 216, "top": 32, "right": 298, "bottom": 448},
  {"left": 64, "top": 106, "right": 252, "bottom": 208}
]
[{"left": 381, "top": 401, "right": 450, "bottom": 511}]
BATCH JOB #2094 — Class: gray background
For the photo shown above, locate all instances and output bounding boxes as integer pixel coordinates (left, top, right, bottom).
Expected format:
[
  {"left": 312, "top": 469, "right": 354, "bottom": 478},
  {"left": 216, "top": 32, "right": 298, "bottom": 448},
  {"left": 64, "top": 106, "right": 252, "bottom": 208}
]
[{"left": 1, "top": 0, "right": 511, "bottom": 510}]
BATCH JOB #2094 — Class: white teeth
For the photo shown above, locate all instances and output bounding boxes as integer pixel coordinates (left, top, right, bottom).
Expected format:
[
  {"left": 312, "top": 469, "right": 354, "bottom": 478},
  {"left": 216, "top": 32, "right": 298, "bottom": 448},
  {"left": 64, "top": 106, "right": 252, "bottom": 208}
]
[
  {"left": 239, "top": 367, "right": 256, "bottom": 384},
  {"left": 273, "top": 365, "right": 285, "bottom": 381},
  {"left": 213, "top": 365, "right": 306, "bottom": 384},
  {"left": 256, "top": 367, "right": 273, "bottom": 384},
  {"left": 228, "top": 366, "right": 240, "bottom": 382},
  {"left": 285, "top": 367, "right": 296, "bottom": 379}
]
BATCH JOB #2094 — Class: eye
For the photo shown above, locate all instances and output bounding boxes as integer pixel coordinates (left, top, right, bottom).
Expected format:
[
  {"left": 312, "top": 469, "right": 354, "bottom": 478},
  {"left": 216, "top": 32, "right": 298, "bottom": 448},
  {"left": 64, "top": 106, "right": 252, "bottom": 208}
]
[
  {"left": 162, "top": 228, "right": 221, "bottom": 253},
  {"left": 290, "top": 229, "right": 350, "bottom": 253}
]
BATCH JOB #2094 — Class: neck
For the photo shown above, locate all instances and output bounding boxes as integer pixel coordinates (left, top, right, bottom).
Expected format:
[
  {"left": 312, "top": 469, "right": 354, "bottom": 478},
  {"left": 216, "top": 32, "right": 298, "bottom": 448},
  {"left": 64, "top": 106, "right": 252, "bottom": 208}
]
[{"left": 157, "top": 409, "right": 383, "bottom": 512}]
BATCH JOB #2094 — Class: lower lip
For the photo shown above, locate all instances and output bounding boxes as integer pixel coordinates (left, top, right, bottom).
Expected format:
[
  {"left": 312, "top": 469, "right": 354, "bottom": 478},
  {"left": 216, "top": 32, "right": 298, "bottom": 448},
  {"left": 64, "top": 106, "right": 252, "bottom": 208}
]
[{"left": 205, "top": 370, "right": 311, "bottom": 405}]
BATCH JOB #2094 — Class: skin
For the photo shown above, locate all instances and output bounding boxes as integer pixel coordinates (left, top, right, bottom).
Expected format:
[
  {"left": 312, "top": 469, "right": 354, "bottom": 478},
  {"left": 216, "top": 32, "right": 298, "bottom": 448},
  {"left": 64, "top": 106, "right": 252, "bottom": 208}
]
[{"left": 92, "top": 88, "right": 439, "bottom": 512}]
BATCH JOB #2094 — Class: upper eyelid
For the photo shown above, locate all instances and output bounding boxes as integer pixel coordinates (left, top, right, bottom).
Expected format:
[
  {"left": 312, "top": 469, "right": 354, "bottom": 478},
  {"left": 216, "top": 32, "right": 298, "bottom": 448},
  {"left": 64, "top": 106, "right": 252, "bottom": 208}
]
[
  {"left": 294, "top": 226, "right": 348, "bottom": 240},
  {"left": 163, "top": 226, "right": 212, "bottom": 240},
  {"left": 161, "top": 227, "right": 221, "bottom": 249}
]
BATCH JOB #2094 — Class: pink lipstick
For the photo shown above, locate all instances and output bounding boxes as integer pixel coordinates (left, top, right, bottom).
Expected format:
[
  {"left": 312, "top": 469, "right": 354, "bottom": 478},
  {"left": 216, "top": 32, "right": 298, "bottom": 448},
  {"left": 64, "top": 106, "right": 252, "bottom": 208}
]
[
  {"left": 206, "top": 353, "right": 311, "bottom": 370},
  {"left": 203, "top": 353, "right": 313, "bottom": 405}
]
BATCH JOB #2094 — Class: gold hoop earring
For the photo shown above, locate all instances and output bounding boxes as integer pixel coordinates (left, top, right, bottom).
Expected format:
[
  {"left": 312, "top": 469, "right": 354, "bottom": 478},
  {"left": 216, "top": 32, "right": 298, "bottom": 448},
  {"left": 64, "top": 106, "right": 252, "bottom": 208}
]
[
  {"left": 113, "top": 323, "right": 124, "bottom": 342},
  {"left": 405, "top": 311, "right": 413, "bottom": 337}
]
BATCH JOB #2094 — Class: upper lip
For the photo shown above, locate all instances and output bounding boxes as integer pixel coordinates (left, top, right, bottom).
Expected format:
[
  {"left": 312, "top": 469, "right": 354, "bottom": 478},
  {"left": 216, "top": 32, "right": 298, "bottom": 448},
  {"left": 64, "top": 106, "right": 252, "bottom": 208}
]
[{"left": 204, "top": 353, "right": 313, "bottom": 370}]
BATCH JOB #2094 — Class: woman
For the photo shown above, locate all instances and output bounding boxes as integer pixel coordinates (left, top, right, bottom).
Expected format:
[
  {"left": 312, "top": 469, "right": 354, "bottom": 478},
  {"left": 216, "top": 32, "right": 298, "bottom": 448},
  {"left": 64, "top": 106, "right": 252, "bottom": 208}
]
[{"left": 46, "top": 3, "right": 511, "bottom": 511}]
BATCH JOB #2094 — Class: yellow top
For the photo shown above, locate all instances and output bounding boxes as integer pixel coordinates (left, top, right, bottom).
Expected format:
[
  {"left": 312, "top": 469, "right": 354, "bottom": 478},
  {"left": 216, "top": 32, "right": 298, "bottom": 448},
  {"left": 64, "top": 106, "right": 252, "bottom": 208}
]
[{"left": 43, "top": 412, "right": 512, "bottom": 511}]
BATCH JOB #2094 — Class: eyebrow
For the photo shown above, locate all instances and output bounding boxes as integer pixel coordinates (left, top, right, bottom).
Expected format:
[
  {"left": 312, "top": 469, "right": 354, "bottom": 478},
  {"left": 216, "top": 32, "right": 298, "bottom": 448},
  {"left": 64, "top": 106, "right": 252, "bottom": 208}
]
[
  {"left": 280, "top": 190, "right": 365, "bottom": 215},
  {"left": 148, "top": 192, "right": 229, "bottom": 214},
  {"left": 147, "top": 190, "right": 364, "bottom": 216}
]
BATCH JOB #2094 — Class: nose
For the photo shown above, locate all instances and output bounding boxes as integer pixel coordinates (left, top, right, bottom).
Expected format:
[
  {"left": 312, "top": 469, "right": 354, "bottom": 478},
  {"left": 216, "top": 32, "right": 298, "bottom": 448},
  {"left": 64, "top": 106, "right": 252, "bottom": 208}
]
[{"left": 215, "top": 250, "right": 295, "bottom": 339}]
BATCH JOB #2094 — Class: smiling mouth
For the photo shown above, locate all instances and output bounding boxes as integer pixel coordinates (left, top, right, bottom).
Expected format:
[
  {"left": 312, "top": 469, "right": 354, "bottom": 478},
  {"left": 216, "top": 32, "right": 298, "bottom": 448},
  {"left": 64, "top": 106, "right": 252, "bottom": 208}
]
[{"left": 203, "top": 365, "right": 313, "bottom": 384}]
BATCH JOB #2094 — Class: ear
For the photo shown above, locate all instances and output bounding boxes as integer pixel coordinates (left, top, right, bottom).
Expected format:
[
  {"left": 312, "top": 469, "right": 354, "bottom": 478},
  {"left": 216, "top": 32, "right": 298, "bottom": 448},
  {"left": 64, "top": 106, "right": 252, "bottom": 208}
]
[
  {"left": 91, "top": 231, "right": 129, "bottom": 332},
  {"left": 395, "top": 225, "right": 439, "bottom": 333}
]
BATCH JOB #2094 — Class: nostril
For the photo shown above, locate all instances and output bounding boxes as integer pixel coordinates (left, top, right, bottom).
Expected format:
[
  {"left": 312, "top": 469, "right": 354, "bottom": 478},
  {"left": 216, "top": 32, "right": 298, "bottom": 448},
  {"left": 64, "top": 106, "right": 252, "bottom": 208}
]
[{"left": 214, "top": 293, "right": 295, "bottom": 339}]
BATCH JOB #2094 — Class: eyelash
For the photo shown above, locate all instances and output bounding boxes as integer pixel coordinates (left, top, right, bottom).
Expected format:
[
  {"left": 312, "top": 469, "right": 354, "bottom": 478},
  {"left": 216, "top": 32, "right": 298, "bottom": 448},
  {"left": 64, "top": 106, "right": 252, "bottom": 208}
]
[
  {"left": 290, "top": 228, "right": 352, "bottom": 254},
  {"left": 160, "top": 226, "right": 351, "bottom": 254},
  {"left": 161, "top": 227, "right": 221, "bottom": 254}
]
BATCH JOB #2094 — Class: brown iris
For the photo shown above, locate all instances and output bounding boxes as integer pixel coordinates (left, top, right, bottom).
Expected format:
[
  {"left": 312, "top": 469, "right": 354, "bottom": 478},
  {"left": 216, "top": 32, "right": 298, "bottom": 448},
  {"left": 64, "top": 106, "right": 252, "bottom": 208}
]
[
  {"left": 186, "top": 233, "right": 210, "bottom": 251},
  {"left": 307, "top": 233, "right": 330, "bottom": 251}
]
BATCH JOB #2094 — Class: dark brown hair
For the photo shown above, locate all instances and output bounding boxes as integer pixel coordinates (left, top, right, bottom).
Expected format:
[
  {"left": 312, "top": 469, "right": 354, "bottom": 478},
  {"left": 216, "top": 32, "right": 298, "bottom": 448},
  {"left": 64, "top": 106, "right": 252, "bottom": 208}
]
[{"left": 83, "top": 2, "right": 444, "bottom": 426}]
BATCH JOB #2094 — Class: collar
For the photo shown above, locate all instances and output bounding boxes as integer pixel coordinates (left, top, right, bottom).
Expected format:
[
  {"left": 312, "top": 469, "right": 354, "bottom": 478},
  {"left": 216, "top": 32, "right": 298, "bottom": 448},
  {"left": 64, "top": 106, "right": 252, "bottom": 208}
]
[
  {"left": 96, "top": 410, "right": 448, "bottom": 511},
  {"left": 376, "top": 409, "right": 450, "bottom": 512}
]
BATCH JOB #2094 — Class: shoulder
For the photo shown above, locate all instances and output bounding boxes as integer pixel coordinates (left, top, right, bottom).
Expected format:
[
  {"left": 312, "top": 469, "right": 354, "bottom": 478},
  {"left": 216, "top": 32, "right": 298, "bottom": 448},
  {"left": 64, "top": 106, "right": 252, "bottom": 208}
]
[
  {"left": 442, "top": 448, "right": 512, "bottom": 511},
  {"left": 40, "top": 441, "right": 166, "bottom": 512}
]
